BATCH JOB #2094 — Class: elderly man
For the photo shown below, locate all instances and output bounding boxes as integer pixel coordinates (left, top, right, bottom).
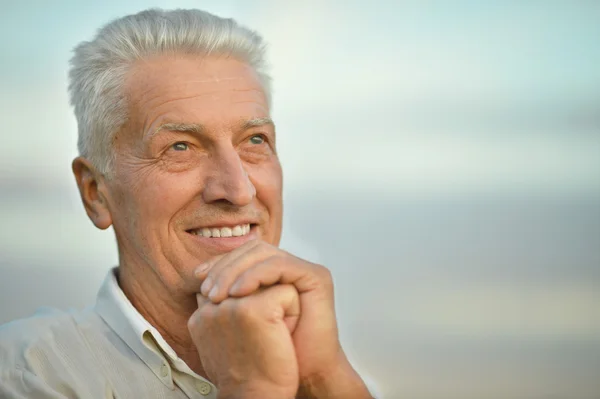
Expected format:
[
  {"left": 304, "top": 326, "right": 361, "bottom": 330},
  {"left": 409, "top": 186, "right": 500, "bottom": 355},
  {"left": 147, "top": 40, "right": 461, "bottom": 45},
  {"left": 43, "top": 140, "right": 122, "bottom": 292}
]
[{"left": 0, "top": 8, "right": 373, "bottom": 399}]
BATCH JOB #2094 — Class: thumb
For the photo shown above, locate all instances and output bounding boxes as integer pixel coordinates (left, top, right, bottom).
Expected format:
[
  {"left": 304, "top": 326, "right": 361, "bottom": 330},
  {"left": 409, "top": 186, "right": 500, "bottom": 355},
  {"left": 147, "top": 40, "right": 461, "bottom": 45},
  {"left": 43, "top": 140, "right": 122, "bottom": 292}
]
[
  {"left": 256, "top": 284, "right": 300, "bottom": 333},
  {"left": 196, "top": 292, "right": 211, "bottom": 308}
]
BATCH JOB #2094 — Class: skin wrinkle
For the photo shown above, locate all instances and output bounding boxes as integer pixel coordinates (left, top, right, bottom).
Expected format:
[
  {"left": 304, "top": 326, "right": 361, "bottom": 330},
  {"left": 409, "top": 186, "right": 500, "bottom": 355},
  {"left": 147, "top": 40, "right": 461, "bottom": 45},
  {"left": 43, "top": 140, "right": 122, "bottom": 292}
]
[
  {"left": 112, "top": 147, "right": 161, "bottom": 183},
  {"left": 86, "top": 54, "right": 283, "bottom": 376},
  {"left": 144, "top": 88, "right": 264, "bottom": 109},
  {"left": 141, "top": 123, "right": 277, "bottom": 170},
  {"left": 127, "top": 57, "right": 266, "bottom": 142},
  {"left": 121, "top": 265, "right": 199, "bottom": 357},
  {"left": 136, "top": 81, "right": 256, "bottom": 105},
  {"left": 151, "top": 117, "right": 274, "bottom": 139},
  {"left": 232, "top": 100, "right": 269, "bottom": 106},
  {"left": 132, "top": 57, "right": 263, "bottom": 107},
  {"left": 137, "top": 87, "right": 267, "bottom": 143}
]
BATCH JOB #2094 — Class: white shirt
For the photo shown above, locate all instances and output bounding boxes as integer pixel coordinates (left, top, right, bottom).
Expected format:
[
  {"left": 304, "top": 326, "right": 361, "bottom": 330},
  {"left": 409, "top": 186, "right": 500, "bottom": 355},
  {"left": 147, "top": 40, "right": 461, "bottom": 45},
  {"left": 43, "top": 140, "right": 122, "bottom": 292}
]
[{"left": 0, "top": 268, "right": 217, "bottom": 398}]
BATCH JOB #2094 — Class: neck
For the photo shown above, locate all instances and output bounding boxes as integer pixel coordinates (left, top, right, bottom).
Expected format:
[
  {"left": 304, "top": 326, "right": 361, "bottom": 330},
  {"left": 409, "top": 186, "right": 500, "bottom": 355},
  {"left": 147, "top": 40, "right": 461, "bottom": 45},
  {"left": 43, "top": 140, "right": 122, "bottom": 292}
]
[{"left": 117, "top": 264, "right": 207, "bottom": 377}]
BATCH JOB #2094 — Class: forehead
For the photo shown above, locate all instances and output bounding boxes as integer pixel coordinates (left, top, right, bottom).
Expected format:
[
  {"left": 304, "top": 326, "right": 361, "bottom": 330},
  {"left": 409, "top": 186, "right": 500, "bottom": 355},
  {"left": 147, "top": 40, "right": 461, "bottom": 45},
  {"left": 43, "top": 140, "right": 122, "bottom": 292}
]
[{"left": 125, "top": 54, "right": 269, "bottom": 133}]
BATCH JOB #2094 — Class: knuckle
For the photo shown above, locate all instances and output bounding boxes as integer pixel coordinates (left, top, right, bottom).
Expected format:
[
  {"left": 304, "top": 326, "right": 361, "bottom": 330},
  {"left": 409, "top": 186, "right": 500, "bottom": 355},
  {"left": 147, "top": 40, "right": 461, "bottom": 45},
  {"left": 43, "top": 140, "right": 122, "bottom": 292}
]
[
  {"left": 260, "top": 254, "right": 283, "bottom": 271},
  {"left": 315, "top": 264, "right": 332, "bottom": 279},
  {"left": 234, "top": 297, "right": 254, "bottom": 314},
  {"left": 277, "top": 283, "right": 296, "bottom": 296},
  {"left": 243, "top": 238, "right": 262, "bottom": 252},
  {"left": 232, "top": 296, "right": 259, "bottom": 320},
  {"left": 219, "top": 296, "right": 237, "bottom": 310},
  {"left": 206, "top": 265, "right": 221, "bottom": 279},
  {"left": 274, "top": 254, "right": 292, "bottom": 270},
  {"left": 187, "top": 310, "right": 203, "bottom": 333},
  {"left": 231, "top": 274, "right": 248, "bottom": 290},
  {"left": 314, "top": 264, "right": 334, "bottom": 289},
  {"left": 255, "top": 240, "right": 275, "bottom": 254},
  {"left": 213, "top": 268, "right": 233, "bottom": 285},
  {"left": 273, "top": 253, "right": 288, "bottom": 264},
  {"left": 197, "top": 302, "right": 217, "bottom": 319},
  {"left": 210, "top": 268, "right": 239, "bottom": 291}
]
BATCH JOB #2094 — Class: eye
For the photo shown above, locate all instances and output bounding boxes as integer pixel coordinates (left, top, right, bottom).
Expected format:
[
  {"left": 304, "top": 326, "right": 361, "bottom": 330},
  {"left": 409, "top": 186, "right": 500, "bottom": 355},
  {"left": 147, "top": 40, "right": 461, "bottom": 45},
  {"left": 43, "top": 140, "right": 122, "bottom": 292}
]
[
  {"left": 171, "top": 142, "right": 189, "bottom": 151},
  {"left": 249, "top": 135, "right": 265, "bottom": 145}
]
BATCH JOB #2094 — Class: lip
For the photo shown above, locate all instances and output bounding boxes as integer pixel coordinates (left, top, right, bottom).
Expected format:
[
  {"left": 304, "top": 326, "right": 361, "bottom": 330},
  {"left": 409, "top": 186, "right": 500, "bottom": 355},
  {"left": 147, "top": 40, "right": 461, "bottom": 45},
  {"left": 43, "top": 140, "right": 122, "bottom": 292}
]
[
  {"left": 185, "top": 224, "right": 259, "bottom": 252},
  {"left": 186, "top": 219, "right": 258, "bottom": 230},
  {"left": 190, "top": 221, "right": 256, "bottom": 230}
]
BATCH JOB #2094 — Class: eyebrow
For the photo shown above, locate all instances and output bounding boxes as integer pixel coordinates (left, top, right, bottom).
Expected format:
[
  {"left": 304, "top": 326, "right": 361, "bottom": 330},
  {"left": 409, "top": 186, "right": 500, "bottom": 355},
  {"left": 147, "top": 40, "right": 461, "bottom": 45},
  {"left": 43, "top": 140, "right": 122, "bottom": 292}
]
[
  {"left": 152, "top": 117, "right": 275, "bottom": 138},
  {"left": 241, "top": 117, "right": 275, "bottom": 130}
]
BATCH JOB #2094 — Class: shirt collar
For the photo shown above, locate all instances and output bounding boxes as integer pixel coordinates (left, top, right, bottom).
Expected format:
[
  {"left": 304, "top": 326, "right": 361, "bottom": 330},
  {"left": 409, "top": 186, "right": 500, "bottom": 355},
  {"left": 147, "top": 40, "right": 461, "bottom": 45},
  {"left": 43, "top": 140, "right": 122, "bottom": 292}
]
[{"left": 94, "top": 267, "right": 206, "bottom": 387}]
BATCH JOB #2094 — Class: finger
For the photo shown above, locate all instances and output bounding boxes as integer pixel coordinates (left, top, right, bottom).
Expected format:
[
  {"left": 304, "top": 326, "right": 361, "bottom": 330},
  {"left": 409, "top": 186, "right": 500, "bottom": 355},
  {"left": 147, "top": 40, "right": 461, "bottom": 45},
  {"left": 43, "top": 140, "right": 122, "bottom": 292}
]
[
  {"left": 194, "top": 239, "right": 259, "bottom": 277},
  {"left": 193, "top": 254, "right": 225, "bottom": 278},
  {"left": 196, "top": 292, "right": 211, "bottom": 308},
  {"left": 189, "top": 294, "right": 218, "bottom": 337},
  {"left": 248, "top": 284, "right": 300, "bottom": 333},
  {"left": 195, "top": 239, "right": 260, "bottom": 291},
  {"left": 203, "top": 242, "right": 281, "bottom": 301},
  {"left": 228, "top": 256, "right": 327, "bottom": 298}
]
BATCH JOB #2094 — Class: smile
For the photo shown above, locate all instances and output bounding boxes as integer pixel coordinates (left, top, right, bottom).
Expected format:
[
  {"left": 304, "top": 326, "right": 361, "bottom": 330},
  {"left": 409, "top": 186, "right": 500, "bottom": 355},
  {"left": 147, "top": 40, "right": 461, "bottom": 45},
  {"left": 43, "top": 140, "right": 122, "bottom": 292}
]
[{"left": 188, "top": 224, "right": 252, "bottom": 238}]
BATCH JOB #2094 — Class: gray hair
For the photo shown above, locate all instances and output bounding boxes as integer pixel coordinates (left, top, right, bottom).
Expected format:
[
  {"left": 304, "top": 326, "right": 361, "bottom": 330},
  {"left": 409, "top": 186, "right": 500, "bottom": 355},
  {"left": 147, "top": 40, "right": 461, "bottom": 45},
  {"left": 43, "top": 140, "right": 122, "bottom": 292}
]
[{"left": 68, "top": 8, "right": 271, "bottom": 175}]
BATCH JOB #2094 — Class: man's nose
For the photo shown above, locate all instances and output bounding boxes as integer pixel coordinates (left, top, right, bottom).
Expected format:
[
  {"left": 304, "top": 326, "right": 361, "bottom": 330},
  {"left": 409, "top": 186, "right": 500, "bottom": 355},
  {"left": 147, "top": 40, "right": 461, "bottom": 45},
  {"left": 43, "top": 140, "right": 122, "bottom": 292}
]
[{"left": 201, "top": 147, "right": 256, "bottom": 207}]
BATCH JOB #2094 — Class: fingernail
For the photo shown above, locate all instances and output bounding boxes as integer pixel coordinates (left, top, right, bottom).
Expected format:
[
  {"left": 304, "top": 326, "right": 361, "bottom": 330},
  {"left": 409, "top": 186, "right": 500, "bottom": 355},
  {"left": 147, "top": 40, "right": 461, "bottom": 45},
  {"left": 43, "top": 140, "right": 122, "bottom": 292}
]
[
  {"left": 195, "top": 263, "right": 210, "bottom": 276},
  {"left": 208, "top": 284, "right": 219, "bottom": 300},
  {"left": 200, "top": 277, "right": 212, "bottom": 295},
  {"left": 229, "top": 281, "right": 241, "bottom": 295}
]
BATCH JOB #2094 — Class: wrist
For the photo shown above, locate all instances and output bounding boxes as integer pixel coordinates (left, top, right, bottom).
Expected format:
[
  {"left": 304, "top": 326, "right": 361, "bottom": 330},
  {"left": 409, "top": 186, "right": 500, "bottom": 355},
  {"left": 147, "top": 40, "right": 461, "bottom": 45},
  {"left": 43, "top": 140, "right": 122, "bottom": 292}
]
[
  {"left": 297, "top": 357, "right": 372, "bottom": 399},
  {"left": 218, "top": 383, "right": 297, "bottom": 399}
]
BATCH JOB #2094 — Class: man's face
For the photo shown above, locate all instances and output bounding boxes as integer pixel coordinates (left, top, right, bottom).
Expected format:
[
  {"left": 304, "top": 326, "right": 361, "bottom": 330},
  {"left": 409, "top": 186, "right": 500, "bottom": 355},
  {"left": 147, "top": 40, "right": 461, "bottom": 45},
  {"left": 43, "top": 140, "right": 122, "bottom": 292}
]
[{"left": 103, "top": 55, "right": 282, "bottom": 293}]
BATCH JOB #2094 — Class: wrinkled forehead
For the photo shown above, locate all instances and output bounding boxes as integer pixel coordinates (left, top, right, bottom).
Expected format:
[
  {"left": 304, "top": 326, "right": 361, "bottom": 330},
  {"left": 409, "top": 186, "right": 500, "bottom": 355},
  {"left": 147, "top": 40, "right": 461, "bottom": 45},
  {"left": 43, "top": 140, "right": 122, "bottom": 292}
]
[{"left": 123, "top": 54, "right": 269, "bottom": 135}]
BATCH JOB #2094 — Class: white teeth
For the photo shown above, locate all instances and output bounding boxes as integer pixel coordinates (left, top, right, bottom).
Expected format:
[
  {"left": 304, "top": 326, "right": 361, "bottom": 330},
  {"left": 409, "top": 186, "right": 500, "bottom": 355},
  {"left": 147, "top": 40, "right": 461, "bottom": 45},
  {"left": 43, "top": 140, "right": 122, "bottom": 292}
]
[
  {"left": 232, "top": 225, "right": 243, "bottom": 236},
  {"left": 194, "top": 224, "right": 251, "bottom": 238},
  {"left": 221, "top": 227, "right": 232, "bottom": 237}
]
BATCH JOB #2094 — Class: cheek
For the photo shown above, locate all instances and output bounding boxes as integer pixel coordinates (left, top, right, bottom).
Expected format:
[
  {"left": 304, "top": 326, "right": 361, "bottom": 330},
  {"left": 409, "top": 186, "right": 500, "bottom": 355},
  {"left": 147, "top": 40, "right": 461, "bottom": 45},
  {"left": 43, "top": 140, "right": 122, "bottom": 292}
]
[
  {"left": 253, "top": 161, "right": 283, "bottom": 206},
  {"left": 119, "top": 170, "right": 201, "bottom": 231},
  {"left": 251, "top": 161, "right": 283, "bottom": 239}
]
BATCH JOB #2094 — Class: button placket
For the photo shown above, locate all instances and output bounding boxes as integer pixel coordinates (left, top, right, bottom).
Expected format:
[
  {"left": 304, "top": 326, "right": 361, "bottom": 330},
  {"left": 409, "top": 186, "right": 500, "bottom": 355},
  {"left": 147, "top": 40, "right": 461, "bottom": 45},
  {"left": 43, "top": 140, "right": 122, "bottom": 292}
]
[
  {"left": 160, "top": 363, "right": 169, "bottom": 378},
  {"left": 195, "top": 381, "right": 212, "bottom": 396}
]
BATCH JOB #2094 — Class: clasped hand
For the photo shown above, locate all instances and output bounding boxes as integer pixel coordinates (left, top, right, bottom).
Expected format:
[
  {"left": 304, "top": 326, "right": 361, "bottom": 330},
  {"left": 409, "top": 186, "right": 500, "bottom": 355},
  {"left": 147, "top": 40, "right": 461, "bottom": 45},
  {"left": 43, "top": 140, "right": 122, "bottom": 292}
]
[{"left": 188, "top": 240, "right": 371, "bottom": 399}]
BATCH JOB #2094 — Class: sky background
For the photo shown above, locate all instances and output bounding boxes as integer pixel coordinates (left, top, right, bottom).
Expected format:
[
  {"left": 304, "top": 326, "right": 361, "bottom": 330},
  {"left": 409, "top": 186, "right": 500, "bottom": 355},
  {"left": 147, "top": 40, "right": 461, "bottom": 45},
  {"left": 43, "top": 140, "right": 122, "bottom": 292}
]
[{"left": 1, "top": 1, "right": 599, "bottom": 398}]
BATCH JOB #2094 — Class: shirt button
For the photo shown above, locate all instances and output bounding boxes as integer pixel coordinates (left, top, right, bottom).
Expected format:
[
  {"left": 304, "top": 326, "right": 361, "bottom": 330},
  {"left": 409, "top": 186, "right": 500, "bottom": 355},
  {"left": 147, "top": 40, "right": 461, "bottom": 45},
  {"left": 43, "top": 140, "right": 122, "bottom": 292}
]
[
  {"left": 160, "top": 363, "right": 169, "bottom": 378},
  {"left": 195, "top": 381, "right": 212, "bottom": 396}
]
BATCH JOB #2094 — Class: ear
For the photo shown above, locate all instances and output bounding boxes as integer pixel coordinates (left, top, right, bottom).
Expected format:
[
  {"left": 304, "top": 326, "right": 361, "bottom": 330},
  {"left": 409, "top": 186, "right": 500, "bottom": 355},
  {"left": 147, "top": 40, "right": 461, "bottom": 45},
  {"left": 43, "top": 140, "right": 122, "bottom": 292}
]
[{"left": 72, "top": 157, "right": 113, "bottom": 230}]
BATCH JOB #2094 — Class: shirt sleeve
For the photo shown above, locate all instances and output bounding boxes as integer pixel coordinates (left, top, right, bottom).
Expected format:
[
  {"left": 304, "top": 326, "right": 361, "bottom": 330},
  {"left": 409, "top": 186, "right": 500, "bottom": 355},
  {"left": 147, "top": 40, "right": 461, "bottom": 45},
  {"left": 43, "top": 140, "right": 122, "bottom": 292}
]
[{"left": 0, "top": 368, "right": 70, "bottom": 399}]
